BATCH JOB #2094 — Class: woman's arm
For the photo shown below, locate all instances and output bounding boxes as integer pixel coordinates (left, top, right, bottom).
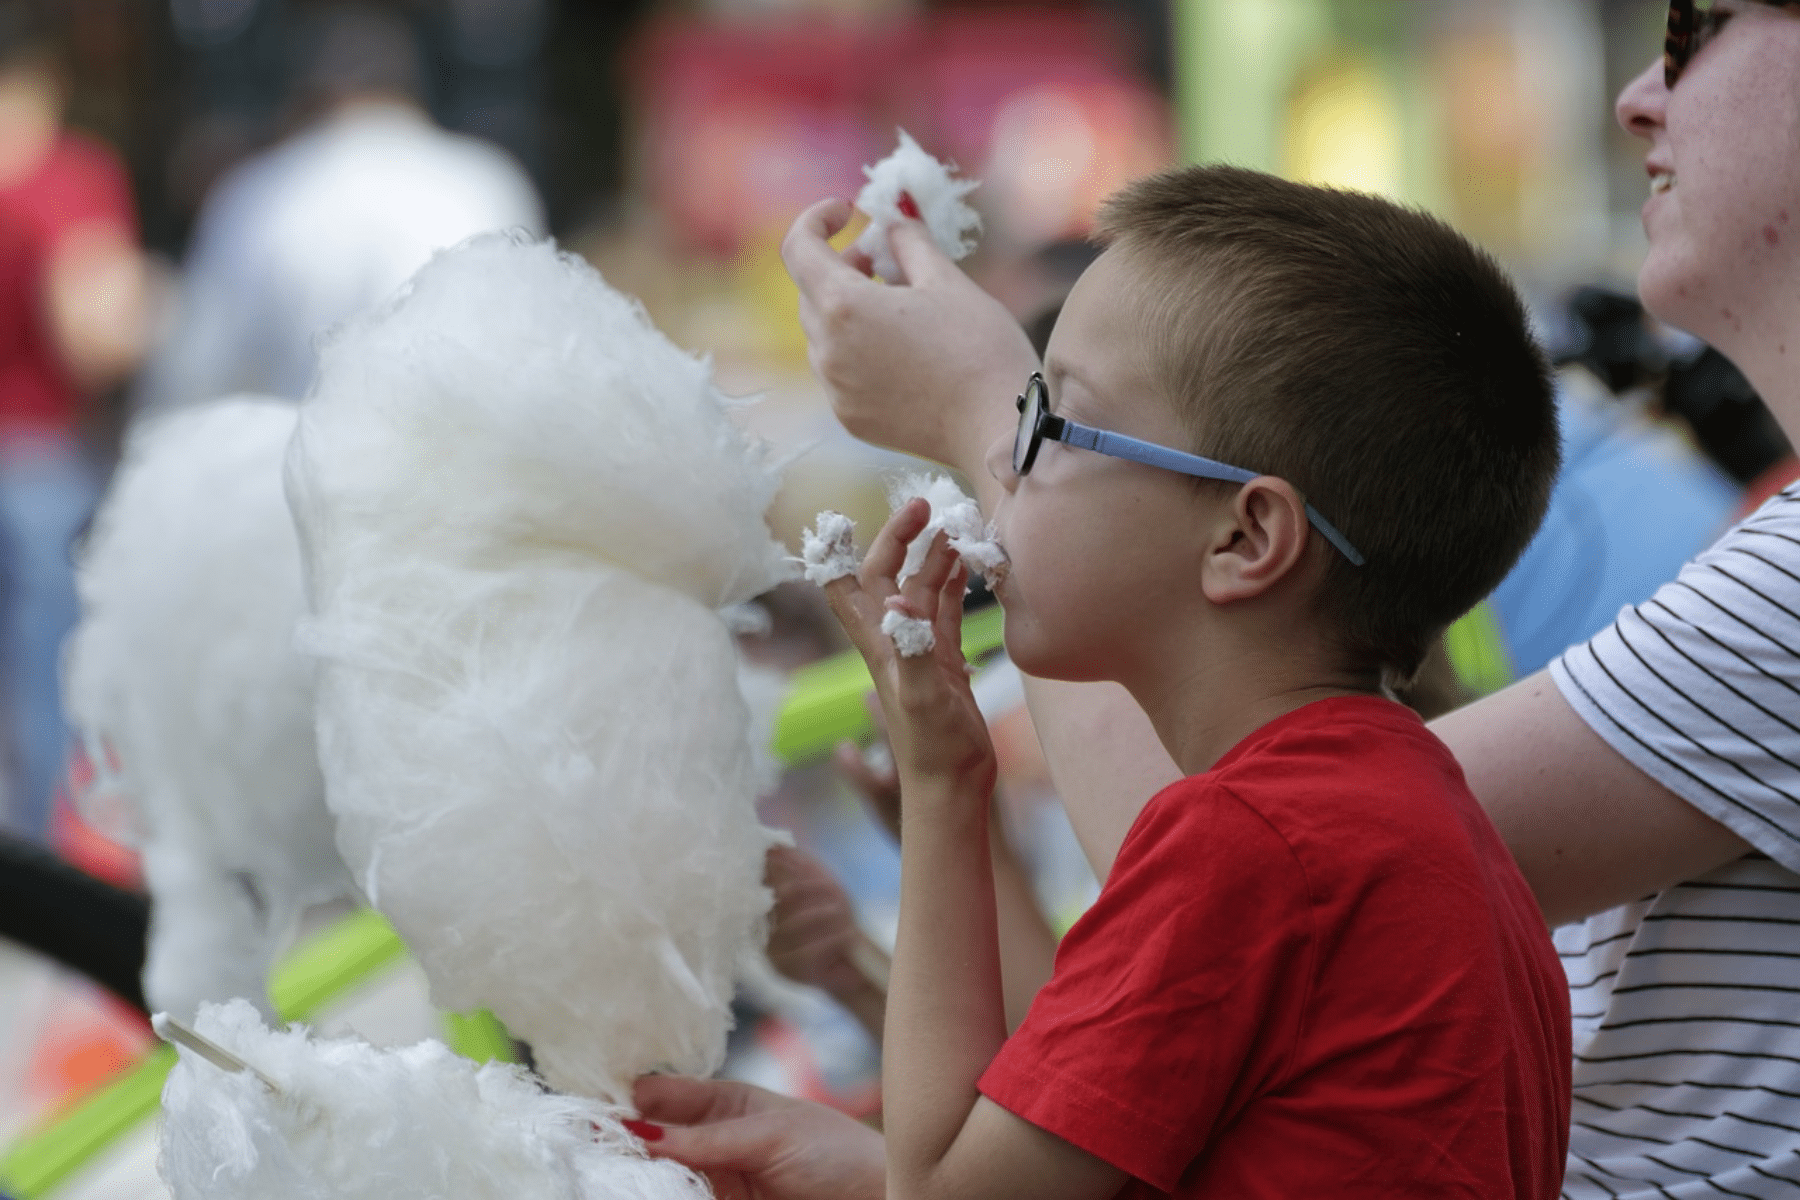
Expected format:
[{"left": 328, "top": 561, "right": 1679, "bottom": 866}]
[
  {"left": 1432, "top": 670, "right": 1749, "bottom": 927},
  {"left": 780, "top": 200, "right": 1032, "bottom": 515}
]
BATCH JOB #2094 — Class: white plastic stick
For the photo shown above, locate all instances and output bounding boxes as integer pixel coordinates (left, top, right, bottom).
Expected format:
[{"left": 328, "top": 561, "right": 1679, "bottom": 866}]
[{"left": 153, "top": 1012, "right": 282, "bottom": 1094}]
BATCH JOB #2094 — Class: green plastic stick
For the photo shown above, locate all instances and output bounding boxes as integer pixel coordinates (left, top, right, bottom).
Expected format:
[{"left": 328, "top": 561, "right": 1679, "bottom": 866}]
[
  {"left": 0, "top": 909, "right": 406, "bottom": 1198},
  {"left": 441, "top": 1009, "right": 516, "bottom": 1065}
]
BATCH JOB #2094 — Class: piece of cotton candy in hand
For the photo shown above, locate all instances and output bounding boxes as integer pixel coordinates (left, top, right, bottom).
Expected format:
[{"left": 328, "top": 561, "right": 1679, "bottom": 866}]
[
  {"left": 881, "top": 608, "right": 936, "bottom": 658},
  {"left": 852, "top": 129, "right": 981, "bottom": 284},
  {"left": 890, "top": 473, "right": 1008, "bottom": 586},
  {"left": 288, "top": 231, "right": 789, "bottom": 1104},
  {"left": 64, "top": 398, "right": 351, "bottom": 1022},
  {"left": 158, "top": 999, "right": 707, "bottom": 1200},
  {"left": 798, "top": 511, "right": 858, "bottom": 585}
]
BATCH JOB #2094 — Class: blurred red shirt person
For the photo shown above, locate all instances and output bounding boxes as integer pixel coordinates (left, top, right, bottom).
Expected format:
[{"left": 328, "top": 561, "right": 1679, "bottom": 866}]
[
  {"left": 0, "top": 128, "right": 138, "bottom": 436},
  {"left": 0, "top": 3, "right": 145, "bottom": 841}
]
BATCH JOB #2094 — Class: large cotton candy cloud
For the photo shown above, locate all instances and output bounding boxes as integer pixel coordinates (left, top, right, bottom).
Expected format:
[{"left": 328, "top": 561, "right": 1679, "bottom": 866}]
[
  {"left": 287, "top": 231, "right": 788, "bottom": 1102},
  {"left": 65, "top": 397, "right": 352, "bottom": 1022}
]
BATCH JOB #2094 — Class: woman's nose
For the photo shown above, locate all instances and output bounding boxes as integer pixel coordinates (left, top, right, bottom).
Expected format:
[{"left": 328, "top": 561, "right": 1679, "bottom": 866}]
[{"left": 1615, "top": 54, "right": 1666, "bottom": 141}]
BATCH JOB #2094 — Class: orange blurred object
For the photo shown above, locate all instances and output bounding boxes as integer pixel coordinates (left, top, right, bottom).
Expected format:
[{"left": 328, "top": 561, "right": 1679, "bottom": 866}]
[
  {"left": 19, "top": 980, "right": 152, "bottom": 1118},
  {"left": 50, "top": 744, "right": 141, "bottom": 890}
]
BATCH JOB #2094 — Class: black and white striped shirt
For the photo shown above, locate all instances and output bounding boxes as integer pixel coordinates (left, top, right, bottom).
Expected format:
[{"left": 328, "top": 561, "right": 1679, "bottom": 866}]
[{"left": 1550, "top": 485, "right": 1800, "bottom": 1198}]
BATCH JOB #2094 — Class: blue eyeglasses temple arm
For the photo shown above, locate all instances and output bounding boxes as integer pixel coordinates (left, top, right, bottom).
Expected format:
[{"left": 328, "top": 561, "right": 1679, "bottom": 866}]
[{"left": 1055, "top": 421, "right": 1367, "bottom": 567}]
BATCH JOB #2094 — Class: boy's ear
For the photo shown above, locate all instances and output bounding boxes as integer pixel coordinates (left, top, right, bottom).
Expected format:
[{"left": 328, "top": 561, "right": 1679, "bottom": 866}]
[{"left": 1199, "top": 477, "right": 1315, "bottom": 604}]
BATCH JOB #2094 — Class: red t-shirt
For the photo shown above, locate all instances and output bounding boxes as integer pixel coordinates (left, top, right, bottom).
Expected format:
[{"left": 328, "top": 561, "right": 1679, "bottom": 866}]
[
  {"left": 979, "top": 695, "right": 1570, "bottom": 1198},
  {"left": 0, "top": 132, "right": 137, "bottom": 434}
]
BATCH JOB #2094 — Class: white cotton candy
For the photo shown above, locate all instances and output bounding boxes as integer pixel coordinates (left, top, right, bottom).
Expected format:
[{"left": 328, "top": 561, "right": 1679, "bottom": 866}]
[
  {"left": 880, "top": 609, "right": 936, "bottom": 658},
  {"left": 798, "top": 510, "right": 858, "bottom": 585},
  {"left": 852, "top": 129, "right": 981, "bottom": 284},
  {"left": 889, "top": 472, "right": 1008, "bottom": 585},
  {"left": 159, "top": 1000, "right": 707, "bottom": 1200},
  {"left": 288, "top": 230, "right": 788, "bottom": 1103},
  {"left": 64, "top": 398, "right": 351, "bottom": 1022}
]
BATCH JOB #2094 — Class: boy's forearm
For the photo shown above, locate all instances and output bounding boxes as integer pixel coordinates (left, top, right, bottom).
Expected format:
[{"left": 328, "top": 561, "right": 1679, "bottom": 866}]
[
  {"left": 884, "top": 776, "right": 1008, "bottom": 1199},
  {"left": 832, "top": 930, "right": 890, "bottom": 1041},
  {"left": 990, "top": 819, "right": 1056, "bottom": 1032}
]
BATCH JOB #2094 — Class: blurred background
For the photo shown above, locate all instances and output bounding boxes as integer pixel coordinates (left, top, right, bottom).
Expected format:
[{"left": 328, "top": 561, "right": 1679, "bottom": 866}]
[{"left": 1, "top": 0, "right": 1772, "bottom": 1196}]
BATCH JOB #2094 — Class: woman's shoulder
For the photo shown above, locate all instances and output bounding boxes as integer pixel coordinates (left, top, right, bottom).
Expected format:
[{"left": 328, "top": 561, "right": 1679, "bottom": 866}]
[{"left": 1661, "top": 481, "right": 1800, "bottom": 598}]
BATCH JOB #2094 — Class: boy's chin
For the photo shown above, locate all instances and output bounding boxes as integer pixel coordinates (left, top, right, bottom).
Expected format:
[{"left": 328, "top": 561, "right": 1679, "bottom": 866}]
[{"left": 1001, "top": 626, "right": 1107, "bottom": 686}]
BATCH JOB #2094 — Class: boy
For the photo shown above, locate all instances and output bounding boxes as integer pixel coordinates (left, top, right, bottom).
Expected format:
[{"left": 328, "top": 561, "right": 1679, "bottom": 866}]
[{"left": 820, "top": 165, "right": 1569, "bottom": 1198}]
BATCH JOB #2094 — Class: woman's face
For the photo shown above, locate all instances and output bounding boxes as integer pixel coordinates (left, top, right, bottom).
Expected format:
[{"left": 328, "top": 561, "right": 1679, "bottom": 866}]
[{"left": 1616, "top": 2, "right": 1800, "bottom": 349}]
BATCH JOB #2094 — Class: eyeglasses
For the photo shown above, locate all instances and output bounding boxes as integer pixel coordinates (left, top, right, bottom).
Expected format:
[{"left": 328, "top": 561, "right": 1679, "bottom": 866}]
[
  {"left": 1665, "top": 0, "right": 1797, "bottom": 88},
  {"left": 1012, "top": 372, "right": 1365, "bottom": 567}
]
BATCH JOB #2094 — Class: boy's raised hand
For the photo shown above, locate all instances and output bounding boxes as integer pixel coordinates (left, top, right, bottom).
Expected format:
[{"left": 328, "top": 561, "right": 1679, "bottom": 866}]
[
  {"left": 781, "top": 200, "right": 1034, "bottom": 510},
  {"left": 818, "top": 498, "right": 997, "bottom": 808}
]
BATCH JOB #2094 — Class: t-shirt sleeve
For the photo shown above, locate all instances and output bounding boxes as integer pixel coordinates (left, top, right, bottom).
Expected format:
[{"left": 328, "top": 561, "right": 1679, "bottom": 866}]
[
  {"left": 1550, "top": 486, "right": 1800, "bottom": 871},
  {"left": 978, "top": 781, "right": 1314, "bottom": 1192},
  {"left": 58, "top": 134, "right": 139, "bottom": 235}
]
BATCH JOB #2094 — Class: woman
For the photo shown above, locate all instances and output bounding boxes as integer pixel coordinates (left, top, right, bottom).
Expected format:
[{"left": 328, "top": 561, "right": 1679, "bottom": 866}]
[{"left": 638, "top": 7, "right": 1800, "bottom": 1196}]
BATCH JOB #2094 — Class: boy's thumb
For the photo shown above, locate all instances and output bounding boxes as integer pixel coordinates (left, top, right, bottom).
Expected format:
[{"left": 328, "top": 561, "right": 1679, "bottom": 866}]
[{"left": 887, "top": 216, "right": 951, "bottom": 285}]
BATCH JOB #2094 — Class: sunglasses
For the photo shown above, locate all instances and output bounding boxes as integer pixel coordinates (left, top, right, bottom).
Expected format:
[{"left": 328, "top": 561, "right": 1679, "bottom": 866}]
[
  {"left": 1665, "top": 0, "right": 1798, "bottom": 88},
  {"left": 1012, "top": 372, "right": 1365, "bottom": 567}
]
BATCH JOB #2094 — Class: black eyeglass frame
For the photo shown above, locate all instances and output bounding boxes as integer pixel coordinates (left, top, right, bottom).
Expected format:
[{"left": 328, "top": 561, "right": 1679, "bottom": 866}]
[
  {"left": 1011, "top": 373, "right": 1365, "bottom": 567},
  {"left": 1665, "top": 0, "right": 1799, "bottom": 88}
]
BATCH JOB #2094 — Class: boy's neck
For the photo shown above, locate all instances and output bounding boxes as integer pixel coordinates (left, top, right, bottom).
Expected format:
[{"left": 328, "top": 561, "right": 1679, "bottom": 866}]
[
  {"left": 1030, "top": 617, "right": 1384, "bottom": 885},
  {"left": 1125, "top": 618, "right": 1379, "bottom": 783}
]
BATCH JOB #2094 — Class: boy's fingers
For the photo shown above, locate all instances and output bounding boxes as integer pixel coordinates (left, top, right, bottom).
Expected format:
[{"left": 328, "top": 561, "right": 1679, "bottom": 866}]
[
  {"left": 782, "top": 199, "right": 861, "bottom": 298},
  {"left": 935, "top": 566, "right": 972, "bottom": 665},
  {"left": 937, "top": 562, "right": 970, "bottom": 642},
  {"left": 860, "top": 498, "right": 933, "bottom": 587},
  {"left": 818, "top": 574, "right": 888, "bottom": 665},
  {"left": 896, "top": 531, "right": 956, "bottom": 626}
]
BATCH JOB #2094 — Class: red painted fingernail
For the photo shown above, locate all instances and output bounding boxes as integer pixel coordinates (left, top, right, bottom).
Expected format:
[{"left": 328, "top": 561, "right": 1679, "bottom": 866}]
[
  {"left": 897, "top": 191, "right": 921, "bottom": 220},
  {"left": 623, "top": 1118, "right": 664, "bottom": 1142}
]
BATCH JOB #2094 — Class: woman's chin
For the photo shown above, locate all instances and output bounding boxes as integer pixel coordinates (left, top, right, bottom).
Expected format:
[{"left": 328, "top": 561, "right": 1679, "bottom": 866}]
[{"left": 1636, "top": 251, "right": 1712, "bottom": 340}]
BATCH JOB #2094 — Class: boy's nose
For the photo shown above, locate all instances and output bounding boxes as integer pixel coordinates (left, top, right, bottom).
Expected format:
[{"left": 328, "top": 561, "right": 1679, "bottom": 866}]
[{"left": 985, "top": 430, "right": 1020, "bottom": 494}]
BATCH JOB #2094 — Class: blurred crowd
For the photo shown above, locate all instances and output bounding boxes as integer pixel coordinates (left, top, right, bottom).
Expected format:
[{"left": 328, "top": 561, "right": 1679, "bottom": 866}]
[{"left": 0, "top": 0, "right": 1786, "bottom": 1168}]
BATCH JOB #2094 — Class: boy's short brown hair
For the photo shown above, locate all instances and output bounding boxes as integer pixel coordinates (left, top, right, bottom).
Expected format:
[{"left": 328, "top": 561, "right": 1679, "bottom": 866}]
[{"left": 1095, "top": 165, "right": 1558, "bottom": 684}]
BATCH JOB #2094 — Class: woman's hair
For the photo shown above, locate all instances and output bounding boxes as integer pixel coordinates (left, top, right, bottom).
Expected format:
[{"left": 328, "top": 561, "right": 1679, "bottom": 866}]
[{"left": 1096, "top": 165, "right": 1560, "bottom": 685}]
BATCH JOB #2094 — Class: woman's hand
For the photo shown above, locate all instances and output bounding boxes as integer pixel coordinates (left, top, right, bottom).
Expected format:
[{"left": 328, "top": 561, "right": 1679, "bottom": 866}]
[
  {"left": 819, "top": 498, "right": 998, "bottom": 809},
  {"left": 632, "top": 1075, "right": 886, "bottom": 1200},
  {"left": 781, "top": 200, "right": 1034, "bottom": 503}
]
